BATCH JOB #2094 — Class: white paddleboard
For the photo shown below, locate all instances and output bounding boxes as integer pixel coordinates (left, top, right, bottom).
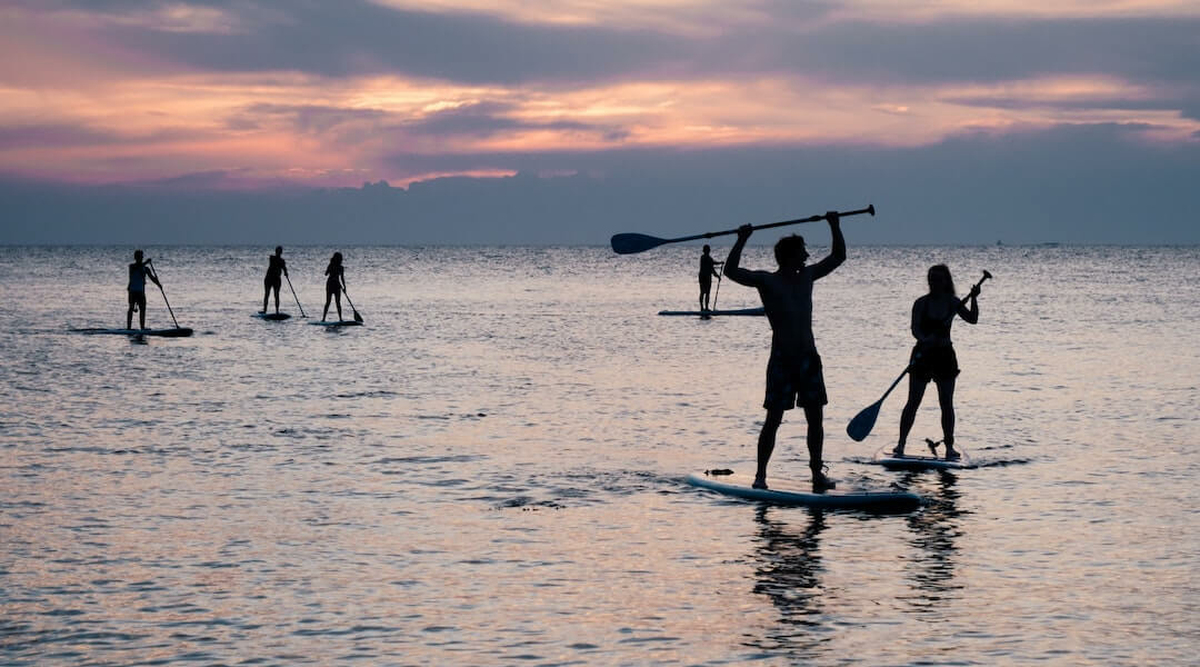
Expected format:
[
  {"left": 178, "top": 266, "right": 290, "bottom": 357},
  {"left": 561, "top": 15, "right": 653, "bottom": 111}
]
[
  {"left": 686, "top": 471, "right": 920, "bottom": 511},
  {"left": 658, "top": 307, "right": 765, "bottom": 317},
  {"left": 873, "top": 444, "right": 971, "bottom": 470},
  {"left": 253, "top": 312, "right": 292, "bottom": 321},
  {"left": 74, "top": 327, "right": 193, "bottom": 337},
  {"left": 308, "top": 320, "right": 362, "bottom": 327}
]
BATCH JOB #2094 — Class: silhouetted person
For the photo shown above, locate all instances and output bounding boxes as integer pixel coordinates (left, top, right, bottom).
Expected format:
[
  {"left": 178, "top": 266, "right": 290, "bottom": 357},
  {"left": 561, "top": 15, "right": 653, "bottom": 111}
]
[
  {"left": 261, "top": 246, "right": 289, "bottom": 314},
  {"left": 322, "top": 251, "right": 346, "bottom": 321},
  {"left": 126, "top": 249, "right": 160, "bottom": 330},
  {"left": 894, "top": 265, "right": 979, "bottom": 460},
  {"left": 698, "top": 245, "right": 722, "bottom": 312},
  {"left": 724, "top": 212, "right": 844, "bottom": 492}
]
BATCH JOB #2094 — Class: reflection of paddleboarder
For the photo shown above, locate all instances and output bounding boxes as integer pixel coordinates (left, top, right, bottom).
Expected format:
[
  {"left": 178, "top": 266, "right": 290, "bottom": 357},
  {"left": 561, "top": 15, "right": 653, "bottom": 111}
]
[
  {"left": 321, "top": 251, "right": 346, "bottom": 322},
  {"left": 698, "top": 245, "right": 722, "bottom": 313},
  {"left": 261, "top": 246, "right": 289, "bottom": 315},
  {"left": 893, "top": 265, "right": 979, "bottom": 460},
  {"left": 126, "top": 250, "right": 161, "bottom": 330},
  {"left": 724, "top": 212, "right": 844, "bottom": 492}
]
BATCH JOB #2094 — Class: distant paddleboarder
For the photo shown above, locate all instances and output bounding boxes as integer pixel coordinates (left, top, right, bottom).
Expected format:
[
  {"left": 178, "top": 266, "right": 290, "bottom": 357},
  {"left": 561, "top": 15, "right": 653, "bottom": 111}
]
[
  {"left": 724, "top": 212, "right": 845, "bottom": 492},
  {"left": 126, "top": 250, "right": 161, "bottom": 330},
  {"left": 261, "top": 246, "right": 289, "bottom": 315},
  {"left": 698, "top": 245, "right": 722, "bottom": 313},
  {"left": 322, "top": 251, "right": 347, "bottom": 322},
  {"left": 893, "top": 264, "right": 979, "bottom": 460}
]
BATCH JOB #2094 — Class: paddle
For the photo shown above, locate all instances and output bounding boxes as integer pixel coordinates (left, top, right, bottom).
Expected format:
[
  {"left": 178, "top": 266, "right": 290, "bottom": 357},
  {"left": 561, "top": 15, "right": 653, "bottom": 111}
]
[
  {"left": 342, "top": 287, "right": 364, "bottom": 323},
  {"left": 285, "top": 273, "right": 307, "bottom": 318},
  {"left": 611, "top": 205, "right": 875, "bottom": 255},
  {"left": 845, "top": 270, "right": 992, "bottom": 442},
  {"left": 146, "top": 259, "right": 184, "bottom": 330}
]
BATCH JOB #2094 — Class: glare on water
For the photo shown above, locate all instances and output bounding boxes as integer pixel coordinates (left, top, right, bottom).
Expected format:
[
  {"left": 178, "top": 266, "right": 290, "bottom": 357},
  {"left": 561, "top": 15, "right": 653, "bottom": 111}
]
[{"left": 0, "top": 244, "right": 1196, "bottom": 665}]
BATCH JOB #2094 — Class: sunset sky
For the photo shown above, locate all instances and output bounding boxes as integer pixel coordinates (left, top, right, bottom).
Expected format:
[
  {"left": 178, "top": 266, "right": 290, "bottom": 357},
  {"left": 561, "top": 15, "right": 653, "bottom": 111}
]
[{"left": 2, "top": 0, "right": 1198, "bottom": 243}]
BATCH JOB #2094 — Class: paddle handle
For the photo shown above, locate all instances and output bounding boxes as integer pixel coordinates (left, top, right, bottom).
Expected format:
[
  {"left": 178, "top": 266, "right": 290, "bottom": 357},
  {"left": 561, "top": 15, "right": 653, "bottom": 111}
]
[{"left": 680, "top": 205, "right": 875, "bottom": 244}]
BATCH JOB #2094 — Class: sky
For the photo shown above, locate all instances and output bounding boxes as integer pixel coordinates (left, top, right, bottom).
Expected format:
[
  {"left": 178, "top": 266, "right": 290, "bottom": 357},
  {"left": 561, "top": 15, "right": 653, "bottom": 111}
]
[{"left": 1, "top": 0, "right": 1198, "bottom": 244}]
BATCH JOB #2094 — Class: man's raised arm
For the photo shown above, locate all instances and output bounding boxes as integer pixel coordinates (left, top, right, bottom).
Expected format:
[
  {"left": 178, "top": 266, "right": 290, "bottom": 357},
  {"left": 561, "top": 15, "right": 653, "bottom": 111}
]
[
  {"left": 722, "top": 225, "right": 758, "bottom": 287},
  {"left": 810, "top": 211, "right": 845, "bottom": 280}
]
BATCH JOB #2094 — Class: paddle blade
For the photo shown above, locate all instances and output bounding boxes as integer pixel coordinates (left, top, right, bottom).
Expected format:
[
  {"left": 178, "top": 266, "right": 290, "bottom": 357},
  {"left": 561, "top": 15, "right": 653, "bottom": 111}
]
[
  {"left": 611, "top": 233, "right": 668, "bottom": 254},
  {"left": 846, "top": 401, "right": 882, "bottom": 442},
  {"left": 353, "top": 310, "right": 363, "bottom": 323}
]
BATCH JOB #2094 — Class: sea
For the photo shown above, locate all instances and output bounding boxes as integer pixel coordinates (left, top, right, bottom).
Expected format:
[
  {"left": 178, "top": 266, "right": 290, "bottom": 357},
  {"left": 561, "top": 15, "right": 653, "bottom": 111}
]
[{"left": 1, "top": 244, "right": 1197, "bottom": 666}]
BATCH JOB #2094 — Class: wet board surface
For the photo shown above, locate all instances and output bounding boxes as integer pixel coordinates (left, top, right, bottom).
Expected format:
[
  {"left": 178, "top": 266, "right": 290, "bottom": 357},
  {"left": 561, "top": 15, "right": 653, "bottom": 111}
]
[
  {"left": 686, "top": 471, "right": 920, "bottom": 511},
  {"left": 253, "top": 312, "right": 292, "bottom": 320},
  {"left": 74, "top": 327, "right": 194, "bottom": 337},
  {"left": 658, "top": 307, "right": 765, "bottom": 316},
  {"left": 308, "top": 320, "right": 363, "bottom": 327},
  {"left": 873, "top": 446, "right": 971, "bottom": 470}
]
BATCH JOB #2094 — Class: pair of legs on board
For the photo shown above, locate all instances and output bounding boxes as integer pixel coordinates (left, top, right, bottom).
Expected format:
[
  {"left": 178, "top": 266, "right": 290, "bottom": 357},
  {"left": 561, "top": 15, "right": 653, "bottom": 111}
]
[
  {"left": 754, "top": 404, "right": 835, "bottom": 493},
  {"left": 322, "top": 289, "right": 342, "bottom": 321},
  {"left": 262, "top": 279, "right": 281, "bottom": 314},
  {"left": 895, "top": 374, "right": 960, "bottom": 460}
]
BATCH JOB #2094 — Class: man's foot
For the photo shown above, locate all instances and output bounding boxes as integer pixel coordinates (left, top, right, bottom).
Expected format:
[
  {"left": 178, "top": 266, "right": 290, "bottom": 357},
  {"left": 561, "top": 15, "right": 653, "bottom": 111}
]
[
  {"left": 752, "top": 476, "right": 768, "bottom": 490},
  {"left": 258, "top": 310, "right": 266, "bottom": 314},
  {"left": 811, "top": 472, "right": 837, "bottom": 494},
  {"left": 944, "top": 445, "right": 961, "bottom": 461},
  {"left": 890, "top": 445, "right": 906, "bottom": 458}
]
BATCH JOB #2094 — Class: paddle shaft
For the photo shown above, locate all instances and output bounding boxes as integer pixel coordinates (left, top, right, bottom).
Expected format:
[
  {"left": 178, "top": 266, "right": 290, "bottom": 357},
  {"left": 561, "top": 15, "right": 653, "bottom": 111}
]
[
  {"left": 612, "top": 204, "right": 874, "bottom": 254},
  {"left": 285, "top": 273, "right": 307, "bottom": 318},
  {"left": 342, "top": 287, "right": 363, "bottom": 322},
  {"left": 147, "top": 260, "right": 182, "bottom": 329}
]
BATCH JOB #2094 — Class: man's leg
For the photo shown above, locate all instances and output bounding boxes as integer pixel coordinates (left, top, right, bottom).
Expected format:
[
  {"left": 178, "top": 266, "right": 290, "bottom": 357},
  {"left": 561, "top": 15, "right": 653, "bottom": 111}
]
[
  {"left": 127, "top": 296, "right": 134, "bottom": 330},
  {"left": 896, "top": 375, "right": 928, "bottom": 455},
  {"left": 802, "top": 404, "right": 835, "bottom": 491},
  {"left": 273, "top": 284, "right": 281, "bottom": 313},
  {"left": 754, "top": 408, "right": 784, "bottom": 488},
  {"left": 138, "top": 295, "right": 146, "bottom": 329}
]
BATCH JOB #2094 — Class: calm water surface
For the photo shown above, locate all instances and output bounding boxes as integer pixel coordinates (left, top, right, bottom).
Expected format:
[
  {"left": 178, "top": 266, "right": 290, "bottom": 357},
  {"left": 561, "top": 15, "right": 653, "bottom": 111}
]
[{"left": 1, "top": 245, "right": 1197, "bottom": 665}]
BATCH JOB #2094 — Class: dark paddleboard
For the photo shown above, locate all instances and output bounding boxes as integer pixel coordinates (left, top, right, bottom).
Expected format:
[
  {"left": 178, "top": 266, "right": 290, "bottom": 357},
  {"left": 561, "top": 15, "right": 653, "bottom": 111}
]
[
  {"left": 74, "top": 327, "right": 194, "bottom": 337},
  {"left": 253, "top": 312, "right": 292, "bottom": 321},
  {"left": 658, "top": 307, "right": 765, "bottom": 317},
  {"left": 686, "top": 471, "right": 920, "bottom": 511},
  {"left": 308, "top": 320, "right": 363, "bottom": 327}
]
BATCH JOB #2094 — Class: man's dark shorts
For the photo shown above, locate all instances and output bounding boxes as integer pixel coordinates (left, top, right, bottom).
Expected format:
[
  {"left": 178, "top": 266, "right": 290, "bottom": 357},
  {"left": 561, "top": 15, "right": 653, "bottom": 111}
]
[
  {"left": 764, "top": 351, "right": 827, "bottom": 411},
  {"left": 910, "top": 344, "right": 959, "bottom": 383},
  {"left": 265, "top": 276, "right": 282, "bottom": 290},
  {"left": 699, "top": 277, "right": 712, "bottom": 292},
  {"left": 128, "top": 289, "right": 146, "bottom": 310}
]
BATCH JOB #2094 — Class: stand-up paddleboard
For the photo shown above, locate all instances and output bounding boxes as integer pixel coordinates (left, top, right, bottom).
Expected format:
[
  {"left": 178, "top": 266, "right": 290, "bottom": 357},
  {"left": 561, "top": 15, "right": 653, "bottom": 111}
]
[
  {"left": 686, "top": 471, "right": 920, "bottom": 511},
  {"left": 74, "top": 327, "right": 194, "bottom": 337},
  {"left": 658, "top": 307, "right": 765, "bottom": 317},
  {"left": 253, "top": 312, "right": 292, "bottom": 321},
  {"left": 309, "top": 320, "right": 363, "bottom": 327},
  {"left": 873, "top": 440, "right": 971, "bottom": 470}
]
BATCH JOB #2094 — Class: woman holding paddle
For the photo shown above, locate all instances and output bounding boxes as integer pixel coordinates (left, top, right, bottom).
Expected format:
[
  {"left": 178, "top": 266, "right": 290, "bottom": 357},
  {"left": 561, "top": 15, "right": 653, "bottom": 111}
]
[
  {"left": 321, "top": 251, "right": 346, "bottom": 322},
  {"left": 893, "top": 265, "right": 979, "bottom": 460}
]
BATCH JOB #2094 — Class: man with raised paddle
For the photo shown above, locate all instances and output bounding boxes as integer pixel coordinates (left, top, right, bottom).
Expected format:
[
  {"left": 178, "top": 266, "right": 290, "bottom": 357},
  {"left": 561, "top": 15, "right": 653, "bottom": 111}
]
[{"left": 724, "top": 211, "right": 845, "bottom": 492}]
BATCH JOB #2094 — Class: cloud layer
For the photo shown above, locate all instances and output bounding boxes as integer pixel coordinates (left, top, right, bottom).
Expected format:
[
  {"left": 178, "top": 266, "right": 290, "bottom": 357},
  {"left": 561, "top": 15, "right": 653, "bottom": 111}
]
[{"left": 0, "top": 0, "right": 1197, "bottom": 242}]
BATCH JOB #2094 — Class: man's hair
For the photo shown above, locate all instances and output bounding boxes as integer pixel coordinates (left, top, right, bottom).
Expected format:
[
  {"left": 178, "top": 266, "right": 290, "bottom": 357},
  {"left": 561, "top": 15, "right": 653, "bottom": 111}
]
[
  {"left": 702, "top": 244, "right": 710, "bottom": 253},
  {"left": 774, "top": 235, "right": 806, "bottom": 267},
  {"left": 275, "top": 245, "right": 283, "bottom": 254},
  {"left": 134, "top": 249, "right": 143, "bottom": 260}
]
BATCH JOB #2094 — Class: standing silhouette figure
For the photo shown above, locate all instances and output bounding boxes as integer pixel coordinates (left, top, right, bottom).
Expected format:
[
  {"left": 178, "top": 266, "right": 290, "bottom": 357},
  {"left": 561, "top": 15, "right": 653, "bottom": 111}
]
[
  {"left": 322, "top": 252, "right": 346, "bottom": 322},
  {"left": 698, "top": 245, "right": 721, "bottom": 313},
  {"left": 894, "top": 265, "right": 979, "bottom": 460},
  {"left": 724, "top": 212, "right": 845, "bottom": 492},
  {"left": 261, "top": 246, "right": 289, "bottom": 315},
  {"left": 126, "top": 249, "right": 160, "bottom": 330}
]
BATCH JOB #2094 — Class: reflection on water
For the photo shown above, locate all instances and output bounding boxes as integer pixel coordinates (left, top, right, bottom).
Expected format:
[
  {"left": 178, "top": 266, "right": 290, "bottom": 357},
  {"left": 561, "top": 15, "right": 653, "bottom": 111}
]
[
  {"left": 747, "top": 506, "right": 828, "bottom": 653},
  {"left": 900, "top": 471, "right": 965, "bottom": 613}
]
